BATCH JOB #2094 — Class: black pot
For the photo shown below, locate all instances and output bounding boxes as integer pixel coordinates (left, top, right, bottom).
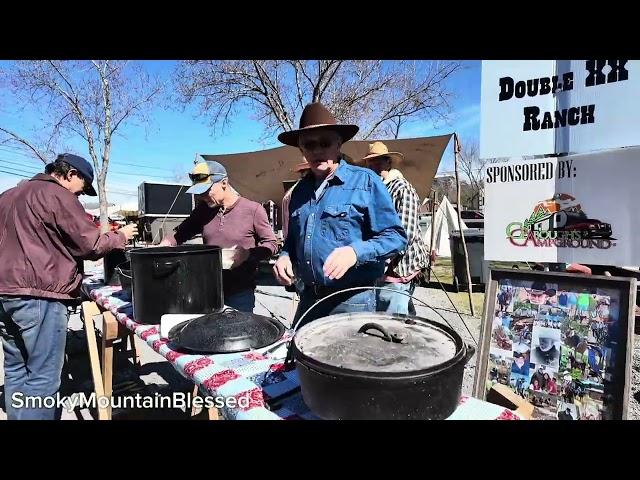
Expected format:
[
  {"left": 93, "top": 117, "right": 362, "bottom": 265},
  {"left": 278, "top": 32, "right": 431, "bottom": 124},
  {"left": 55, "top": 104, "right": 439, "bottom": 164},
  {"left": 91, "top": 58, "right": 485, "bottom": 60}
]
[
  {"left": 103, "top": 249, "right": 128, "bottom": 285},
  {"left": 129, "top": 245, "right": 224, "bottom": 325},
  {"left": 116, "top": 261, "right": 132, "bottom": 293},
  {"left": 291, "top": 312, "right": 476, "bottom": 420}
]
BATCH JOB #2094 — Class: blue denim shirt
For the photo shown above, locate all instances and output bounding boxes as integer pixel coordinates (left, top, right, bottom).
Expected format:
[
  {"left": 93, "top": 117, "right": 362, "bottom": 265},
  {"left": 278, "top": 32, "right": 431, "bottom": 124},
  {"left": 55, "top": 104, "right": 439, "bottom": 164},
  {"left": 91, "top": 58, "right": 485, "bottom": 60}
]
[{"left": 281, "top": 160, "right": 407, "bottom": 289}]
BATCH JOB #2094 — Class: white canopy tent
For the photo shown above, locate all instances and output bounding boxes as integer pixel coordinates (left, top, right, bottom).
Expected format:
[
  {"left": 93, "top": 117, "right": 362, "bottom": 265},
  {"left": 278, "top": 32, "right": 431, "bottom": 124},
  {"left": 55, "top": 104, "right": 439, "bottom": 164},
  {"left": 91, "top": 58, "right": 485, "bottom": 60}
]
[{"left": 421, "top": 195, "right": 467, "bottom": 258}]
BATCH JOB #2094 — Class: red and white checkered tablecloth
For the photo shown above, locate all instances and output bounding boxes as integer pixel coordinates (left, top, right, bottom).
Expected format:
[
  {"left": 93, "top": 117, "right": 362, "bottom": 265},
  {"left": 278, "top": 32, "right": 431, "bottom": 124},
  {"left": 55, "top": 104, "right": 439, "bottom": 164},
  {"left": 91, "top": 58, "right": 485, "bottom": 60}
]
[{"left": 81, "top": 273, "right": 523, "bottom": 420}]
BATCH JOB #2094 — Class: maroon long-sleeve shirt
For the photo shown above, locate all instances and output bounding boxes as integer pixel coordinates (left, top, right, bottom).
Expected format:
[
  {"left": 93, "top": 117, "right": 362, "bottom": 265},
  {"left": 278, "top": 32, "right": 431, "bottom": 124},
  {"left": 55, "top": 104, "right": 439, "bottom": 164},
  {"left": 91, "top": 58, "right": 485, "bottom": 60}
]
[{"left": 163, "top": 197, "right": 278, "bottom": 296}]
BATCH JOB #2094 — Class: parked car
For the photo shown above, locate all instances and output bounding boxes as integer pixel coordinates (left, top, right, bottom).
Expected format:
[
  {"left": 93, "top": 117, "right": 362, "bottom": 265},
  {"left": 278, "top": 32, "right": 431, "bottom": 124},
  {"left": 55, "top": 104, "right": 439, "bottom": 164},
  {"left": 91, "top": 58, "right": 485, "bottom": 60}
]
[
  {"left": 459, "top": 209, "right": 484, "bottom": 228},
  {"left": 460, "top": 210, "right": 484, "bottom": 220}
]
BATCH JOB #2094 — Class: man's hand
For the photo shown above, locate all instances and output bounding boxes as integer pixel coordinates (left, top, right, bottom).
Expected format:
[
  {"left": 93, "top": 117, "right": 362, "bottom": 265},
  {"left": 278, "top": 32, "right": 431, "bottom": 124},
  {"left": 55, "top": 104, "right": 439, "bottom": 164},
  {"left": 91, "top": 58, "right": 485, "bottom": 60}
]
[
  {"left": 118, "top": 223, "right": 138, "bottom": 242},
  {"left": 323, "top": 246, "right": 357, "bottom": 280},
  {"left": 158, "top": 238, "right": 173, "bottom": 247},
  {"left": 222, "top": 247, "right": 250, "bottom": 269},
  {"left": 273, "top": 255, "right": 295, "bottom": 286}
]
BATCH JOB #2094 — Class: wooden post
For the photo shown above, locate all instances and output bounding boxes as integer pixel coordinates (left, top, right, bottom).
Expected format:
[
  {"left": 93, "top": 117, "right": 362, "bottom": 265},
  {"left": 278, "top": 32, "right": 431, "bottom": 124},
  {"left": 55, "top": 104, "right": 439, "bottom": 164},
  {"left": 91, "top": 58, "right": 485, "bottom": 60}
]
[
  {"left": 428, "top": 189, "right": 437, "bottom": 284},
  {"left": 101, "top": 310, "right": 119, "bottom": 419},
  {"left": 81, "top": 301, "right": 109, "bottom": 420},
  {"left": 454, "top": 133, "right": 475, "bottom": 316}
]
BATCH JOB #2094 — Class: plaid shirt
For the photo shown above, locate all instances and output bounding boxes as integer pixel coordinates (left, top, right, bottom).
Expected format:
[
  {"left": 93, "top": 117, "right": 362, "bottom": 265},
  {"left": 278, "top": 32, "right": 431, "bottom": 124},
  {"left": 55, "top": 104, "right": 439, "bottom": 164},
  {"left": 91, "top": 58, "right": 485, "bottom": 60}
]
[{"left": 384, "top": 176, "right": 430, "bottom": 278}]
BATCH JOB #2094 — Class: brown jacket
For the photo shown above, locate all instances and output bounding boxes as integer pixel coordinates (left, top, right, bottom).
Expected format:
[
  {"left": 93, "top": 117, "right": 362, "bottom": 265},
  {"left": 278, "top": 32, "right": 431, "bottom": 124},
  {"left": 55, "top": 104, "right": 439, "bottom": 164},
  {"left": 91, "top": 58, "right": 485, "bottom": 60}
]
[{"left": 0, "top": 174, "right": 126, "bottom": 300}]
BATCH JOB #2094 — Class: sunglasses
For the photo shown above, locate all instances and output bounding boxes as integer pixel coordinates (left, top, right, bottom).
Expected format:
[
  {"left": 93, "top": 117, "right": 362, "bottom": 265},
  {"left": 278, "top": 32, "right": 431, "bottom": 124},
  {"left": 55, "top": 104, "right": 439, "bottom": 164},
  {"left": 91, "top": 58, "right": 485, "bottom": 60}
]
[
  {"left": 189, "top": 173, "right": 214, "bottom": 183},
  {"left": 300, "top": 137, "right": 335, "bottom": 151}
]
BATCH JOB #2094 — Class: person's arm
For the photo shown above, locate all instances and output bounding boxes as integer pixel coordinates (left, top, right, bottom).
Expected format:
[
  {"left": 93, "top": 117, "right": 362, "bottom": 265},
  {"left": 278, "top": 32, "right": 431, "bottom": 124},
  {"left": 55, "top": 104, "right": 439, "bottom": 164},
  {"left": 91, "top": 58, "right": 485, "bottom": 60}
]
[
  {"left": 160, "top": 204, "right": 206, "bottom": 246},
  {"left": 394, "top": 183, "right": 420, "bottom": 245},
  {"left": 566, "top": 263, "right": 592, "bottom": 275},
  {"left": 51, "top": 192, "right": 126, "bottom": 260},
  {"left": 281, "top": 184, "right": 296, "bottom": 240},
  {"left": 279, "top": 193, "right": 297, "bottom": 263},
  {"left": 274, "top": 193, "right": 298, "bottom": 286},
  {"left": 249, "top": 203, "right": 279, "bottom": 262},
  {"left": 349, "top": 175, "right": 407, "bottom": 265}
]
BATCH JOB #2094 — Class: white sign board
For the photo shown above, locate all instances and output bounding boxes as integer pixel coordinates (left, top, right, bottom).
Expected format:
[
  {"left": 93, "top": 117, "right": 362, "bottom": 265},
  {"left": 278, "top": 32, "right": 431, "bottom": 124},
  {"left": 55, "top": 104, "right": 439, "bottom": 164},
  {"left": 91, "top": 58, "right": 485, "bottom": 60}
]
[
  {"left": 480, "top": 60, "right": 640, "bottom": 159},
  {"left": 483, "top": 147, "right": 640, "bottom": 264}
]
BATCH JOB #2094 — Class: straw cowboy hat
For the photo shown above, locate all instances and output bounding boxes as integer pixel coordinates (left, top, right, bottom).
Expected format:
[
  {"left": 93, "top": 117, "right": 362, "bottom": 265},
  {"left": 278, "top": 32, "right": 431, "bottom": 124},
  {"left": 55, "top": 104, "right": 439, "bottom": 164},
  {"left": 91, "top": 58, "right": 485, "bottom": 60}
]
[
  {"left": 359, "top": 141, "right": 404, "bottom": 165},
  {"left": 277, "top": 102, "right": 359, "bottom": 147}
]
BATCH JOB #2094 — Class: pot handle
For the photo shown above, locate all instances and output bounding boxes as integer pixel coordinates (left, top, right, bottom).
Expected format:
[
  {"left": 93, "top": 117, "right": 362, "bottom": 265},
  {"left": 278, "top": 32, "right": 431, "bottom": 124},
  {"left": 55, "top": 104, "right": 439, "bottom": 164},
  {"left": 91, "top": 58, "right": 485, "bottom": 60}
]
[
  {"left": 115, "top": 260, "right": 132, "bottom": 279},
  {"left": 293, "top": 286, "right": 472, "bottom": 343},
  {"left": 285, "top": 285, "right": 478, "bottom": 370},
  {"left": 358, "top": 322, "right": 406, "bottom": 344},
  {"left": 464, "top": 343, "right": 476, "bottom": 363},
  {"left": 153, "top": 259, "right": 181, "bottom": 278},
  {"left": 115, "top": 266, "right": 132, "bottom": 279}
]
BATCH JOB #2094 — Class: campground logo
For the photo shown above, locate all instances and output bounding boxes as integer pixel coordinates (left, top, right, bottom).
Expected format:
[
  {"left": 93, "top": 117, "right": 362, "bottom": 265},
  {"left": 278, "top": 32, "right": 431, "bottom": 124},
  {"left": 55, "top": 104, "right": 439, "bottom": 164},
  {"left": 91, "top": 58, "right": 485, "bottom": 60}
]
[{"left": 506, "top": 193, "right": 615, "bottom": 249}]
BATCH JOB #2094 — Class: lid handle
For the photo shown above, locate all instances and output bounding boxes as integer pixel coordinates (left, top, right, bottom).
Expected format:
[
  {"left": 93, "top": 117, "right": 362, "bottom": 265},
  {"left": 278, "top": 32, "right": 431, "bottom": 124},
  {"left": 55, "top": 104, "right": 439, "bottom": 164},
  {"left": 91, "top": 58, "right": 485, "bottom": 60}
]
[{"left": 357, "top": 323, "right": 406, "bottom": 344}]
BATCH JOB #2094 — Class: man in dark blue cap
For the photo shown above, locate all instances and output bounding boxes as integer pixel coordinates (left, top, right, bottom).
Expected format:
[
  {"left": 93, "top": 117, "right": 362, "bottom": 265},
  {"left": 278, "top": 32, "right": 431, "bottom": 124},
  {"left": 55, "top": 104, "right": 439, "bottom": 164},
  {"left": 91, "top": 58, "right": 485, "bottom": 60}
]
[
  {"left": 45, "top": 152, "right": 99, "bottom": 196},
  {"left": 0, "top": 153, "right": 138, "bottom": 420}
]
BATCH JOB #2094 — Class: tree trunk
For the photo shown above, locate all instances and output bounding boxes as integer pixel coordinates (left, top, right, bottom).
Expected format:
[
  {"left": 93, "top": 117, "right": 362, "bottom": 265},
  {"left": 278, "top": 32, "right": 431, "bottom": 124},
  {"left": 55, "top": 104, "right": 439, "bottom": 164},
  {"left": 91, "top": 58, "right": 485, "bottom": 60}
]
[
  {"left": 98, "top": 179, "right": 109, "bottom": 234},
  {"left": 454, "top": 134, "right": 475, "bottom": 316}
]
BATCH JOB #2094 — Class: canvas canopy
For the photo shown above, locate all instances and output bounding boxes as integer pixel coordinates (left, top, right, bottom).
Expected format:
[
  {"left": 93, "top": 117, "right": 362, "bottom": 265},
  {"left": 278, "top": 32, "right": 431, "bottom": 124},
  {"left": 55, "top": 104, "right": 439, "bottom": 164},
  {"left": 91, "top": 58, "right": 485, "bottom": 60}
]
[{"left": 201, "top": 134, "right": 452, "bottom": 206}]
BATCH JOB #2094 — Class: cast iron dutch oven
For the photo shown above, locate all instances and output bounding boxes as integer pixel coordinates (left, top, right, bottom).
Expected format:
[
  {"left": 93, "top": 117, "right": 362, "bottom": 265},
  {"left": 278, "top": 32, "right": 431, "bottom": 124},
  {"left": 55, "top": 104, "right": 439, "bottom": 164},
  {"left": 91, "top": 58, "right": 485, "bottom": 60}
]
[{"left": 290, "top": 312, "right": 476, "bottom": 420}]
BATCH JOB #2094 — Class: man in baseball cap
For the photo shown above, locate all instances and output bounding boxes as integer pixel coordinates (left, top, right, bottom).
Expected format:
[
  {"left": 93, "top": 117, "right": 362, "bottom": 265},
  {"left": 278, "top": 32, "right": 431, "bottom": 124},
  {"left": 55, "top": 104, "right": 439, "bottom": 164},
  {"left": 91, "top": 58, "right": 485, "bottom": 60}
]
[
  {"left": 185, "top": 160, "right": 228, "bottom": 196},
  {"left": 160, "top": 160, "right": 278, "bottom": 313},
  {"left": 47, "top": 153, "right": 98, "bottom": 196},
  {"left": 0, "top": 152, "right": 137, "bottom": 419}
]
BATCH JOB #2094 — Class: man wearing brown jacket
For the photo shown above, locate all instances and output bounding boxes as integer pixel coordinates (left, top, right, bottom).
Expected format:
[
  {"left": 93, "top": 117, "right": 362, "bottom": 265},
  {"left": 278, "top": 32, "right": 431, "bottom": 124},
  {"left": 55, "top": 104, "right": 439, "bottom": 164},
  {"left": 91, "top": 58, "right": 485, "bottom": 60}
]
[{"left": 0, "top": 153, "right": 137, "bottom": 420}]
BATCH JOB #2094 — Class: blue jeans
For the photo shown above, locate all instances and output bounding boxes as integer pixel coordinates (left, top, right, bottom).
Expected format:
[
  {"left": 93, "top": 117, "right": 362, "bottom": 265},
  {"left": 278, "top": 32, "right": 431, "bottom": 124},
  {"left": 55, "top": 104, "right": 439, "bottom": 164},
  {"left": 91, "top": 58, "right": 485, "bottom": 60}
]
[
  {"left": 376, "top": 281, "right": 416, "bottom": 315},
  {"left": 224, "top": 289, "right": 256, "bottom": 313},
  {"left": 0, "top": 296, "right": 69, "bottom": 420},
  {"left": 293, "top": 288, "right": 376, "bottom": 329}
]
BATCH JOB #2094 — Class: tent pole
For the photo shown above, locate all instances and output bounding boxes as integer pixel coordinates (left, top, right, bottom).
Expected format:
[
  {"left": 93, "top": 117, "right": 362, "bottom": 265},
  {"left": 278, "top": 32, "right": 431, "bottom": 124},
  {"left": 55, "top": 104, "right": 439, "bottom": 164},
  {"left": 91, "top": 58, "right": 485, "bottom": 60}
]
[
  {"left": 454, "top": 133, "right": 475, "bottom": 316},
  {"left": 428, "top": 189, "right": 437, "bottom": 284}
]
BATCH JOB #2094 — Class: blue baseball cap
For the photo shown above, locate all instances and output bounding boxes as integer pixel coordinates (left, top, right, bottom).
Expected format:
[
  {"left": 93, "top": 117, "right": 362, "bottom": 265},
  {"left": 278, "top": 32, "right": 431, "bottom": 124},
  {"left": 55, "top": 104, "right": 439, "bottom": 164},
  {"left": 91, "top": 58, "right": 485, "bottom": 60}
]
[
  {"left": 186, "top": 161, "right": 228, "bottom": 195},
  {"left": 56, "top": 153, "right": 97, "bottom": 196}
]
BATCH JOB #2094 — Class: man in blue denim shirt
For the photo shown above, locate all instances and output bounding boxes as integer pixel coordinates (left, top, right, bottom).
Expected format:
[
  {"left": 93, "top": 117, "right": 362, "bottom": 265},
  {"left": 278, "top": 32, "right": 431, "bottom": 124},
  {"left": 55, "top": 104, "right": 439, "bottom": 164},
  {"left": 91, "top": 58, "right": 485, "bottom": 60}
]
[{"left": 273, "top": 103, "right": 407, "bottom": 327}]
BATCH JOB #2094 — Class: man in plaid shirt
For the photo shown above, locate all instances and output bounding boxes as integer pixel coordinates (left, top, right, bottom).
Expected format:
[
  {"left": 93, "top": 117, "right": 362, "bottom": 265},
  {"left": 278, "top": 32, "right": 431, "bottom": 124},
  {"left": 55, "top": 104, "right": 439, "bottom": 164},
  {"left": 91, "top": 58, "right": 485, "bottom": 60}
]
[{"left": 361, "top": 142, "right": 430, "bottom": 315}]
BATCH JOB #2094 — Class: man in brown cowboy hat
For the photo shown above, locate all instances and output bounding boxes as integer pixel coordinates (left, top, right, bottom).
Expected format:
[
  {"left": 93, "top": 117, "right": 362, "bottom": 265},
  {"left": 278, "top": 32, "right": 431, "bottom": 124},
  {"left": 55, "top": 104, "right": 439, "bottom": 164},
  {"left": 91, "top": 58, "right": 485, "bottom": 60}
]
[
  {"left": 361, "top": 141, "right": 429, "bottom": 315},
  {"left": 273, "top": 102, "right": 407, "bottom": 327}
]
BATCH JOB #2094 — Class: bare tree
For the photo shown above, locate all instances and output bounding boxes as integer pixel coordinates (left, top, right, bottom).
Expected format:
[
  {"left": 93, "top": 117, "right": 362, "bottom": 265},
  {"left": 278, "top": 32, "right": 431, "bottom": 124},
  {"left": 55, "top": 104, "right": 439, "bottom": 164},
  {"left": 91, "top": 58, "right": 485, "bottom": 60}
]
[
  {"left": 173, "top": 60, "right": 463, "bottom": 142},
  {"left": 0, "top": 61, "right": 164, "bottom": 232},
  {"left": 432, "top": 175, "right": 457, "bottom": 203},
  {"left": 457, "top": 139, "right": 486, "bottom": 210}
]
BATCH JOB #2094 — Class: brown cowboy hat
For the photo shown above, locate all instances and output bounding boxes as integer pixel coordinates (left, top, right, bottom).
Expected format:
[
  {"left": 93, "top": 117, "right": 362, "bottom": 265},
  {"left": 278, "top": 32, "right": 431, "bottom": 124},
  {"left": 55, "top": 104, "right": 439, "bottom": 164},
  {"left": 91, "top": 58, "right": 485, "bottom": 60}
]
[
  {"left": 277, "top": 102, "right": 359, "bottom": 147},
  {"left": 358, "top": 141, "right": 404, "bottom": 165}
]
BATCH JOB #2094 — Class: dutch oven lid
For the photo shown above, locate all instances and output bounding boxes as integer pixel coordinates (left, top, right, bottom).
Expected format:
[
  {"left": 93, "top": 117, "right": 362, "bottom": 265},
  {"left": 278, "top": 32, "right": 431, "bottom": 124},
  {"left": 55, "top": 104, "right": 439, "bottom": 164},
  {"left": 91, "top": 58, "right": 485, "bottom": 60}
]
[
  {"left": 168, "top": 308, "right": 285, "bottom": 354},
  {"left": 293, "top": 313, "right": 459, "bottom": 373}
]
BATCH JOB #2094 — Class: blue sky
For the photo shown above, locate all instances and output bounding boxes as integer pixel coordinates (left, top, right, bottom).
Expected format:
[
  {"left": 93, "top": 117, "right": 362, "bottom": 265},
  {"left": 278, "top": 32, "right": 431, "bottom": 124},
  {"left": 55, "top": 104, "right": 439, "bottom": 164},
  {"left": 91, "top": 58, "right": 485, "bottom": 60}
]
[{"left": 0, "top": 60, "right": 480, "bottom": 206}]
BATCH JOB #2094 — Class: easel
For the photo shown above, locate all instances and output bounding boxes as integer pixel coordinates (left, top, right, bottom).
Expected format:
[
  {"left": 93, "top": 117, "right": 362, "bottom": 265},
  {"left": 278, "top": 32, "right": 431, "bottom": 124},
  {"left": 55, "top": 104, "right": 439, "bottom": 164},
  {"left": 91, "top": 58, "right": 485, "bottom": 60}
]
[
  {"left": 80, "top": 301, "right": 140, "bottom": 420},
  {"left": 80, "top": 300, "right": 221, "bottom": 420}
]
